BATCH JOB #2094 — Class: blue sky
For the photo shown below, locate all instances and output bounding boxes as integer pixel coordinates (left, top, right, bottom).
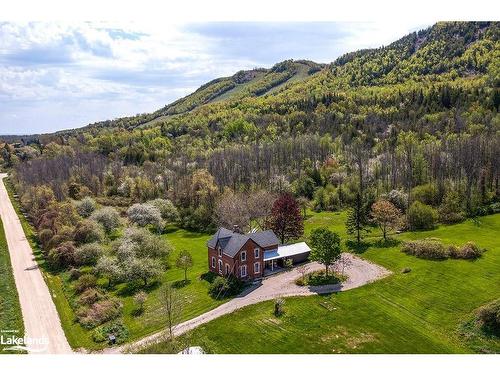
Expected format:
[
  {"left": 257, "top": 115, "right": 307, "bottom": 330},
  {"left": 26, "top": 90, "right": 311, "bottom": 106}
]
[{"left": 0, "top": 21, "right": 427, "bottom": 135}]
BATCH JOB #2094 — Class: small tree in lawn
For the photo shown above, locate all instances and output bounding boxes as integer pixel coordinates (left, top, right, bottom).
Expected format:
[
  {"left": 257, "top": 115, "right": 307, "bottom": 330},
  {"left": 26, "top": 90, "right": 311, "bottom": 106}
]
[
  {"left": 162, "top": 283, "right": 182, "bottom": 340},
  {"left": 371, "top": 199, "right": 403, "bottom": 241},
  {"left": 134, "top": 291, "right": 148, "bottom": 312},
  {"left": 345, "top": 192, "right": 369, "bottom": 245},
  {"left": 309, "top": 228, "right": 341, "bottom": 276},
  {"left": 175, "top": 250, "right": 193, "bottom": 281},
  {"left": 265, "top": 193, "right": 304, "bottom": 244}
]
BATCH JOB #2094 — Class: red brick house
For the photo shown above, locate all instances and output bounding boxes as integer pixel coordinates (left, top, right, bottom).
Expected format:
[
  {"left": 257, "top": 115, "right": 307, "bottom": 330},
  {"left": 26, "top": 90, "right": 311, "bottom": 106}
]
[{"left": 207, "top": 227, "right": 311, "bottom": 280}]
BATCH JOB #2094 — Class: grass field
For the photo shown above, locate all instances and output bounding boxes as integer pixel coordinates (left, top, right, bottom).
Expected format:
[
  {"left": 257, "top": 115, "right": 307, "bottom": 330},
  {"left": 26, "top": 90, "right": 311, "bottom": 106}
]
[
  {"left": 0, "top": 217, "right": 24, "bottom": 354},
  {"left": 140, "top": 213, "right": 500, "bottom": 354}
]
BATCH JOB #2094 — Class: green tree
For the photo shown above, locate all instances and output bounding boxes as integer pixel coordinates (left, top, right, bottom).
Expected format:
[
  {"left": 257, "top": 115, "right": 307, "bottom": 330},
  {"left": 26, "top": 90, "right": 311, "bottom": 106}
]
[
  {"left": 309, "top": 228, "right": 342, "bottom": 276},
  {"left": 175, "top": 250, "right": 194, "bottom": 281}
]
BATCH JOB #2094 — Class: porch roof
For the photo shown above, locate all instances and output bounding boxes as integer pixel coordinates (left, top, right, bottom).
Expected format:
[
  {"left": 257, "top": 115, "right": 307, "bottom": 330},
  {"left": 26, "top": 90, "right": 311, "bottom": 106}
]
[{"left": 263, "top": 242, "right": 311, "bottom": 261}]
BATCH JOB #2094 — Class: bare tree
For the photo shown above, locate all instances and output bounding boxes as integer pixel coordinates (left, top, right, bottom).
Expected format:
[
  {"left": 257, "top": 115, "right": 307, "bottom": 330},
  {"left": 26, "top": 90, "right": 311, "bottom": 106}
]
[{"left": 162, "top": 283, "right": 183, "bottom": 340}]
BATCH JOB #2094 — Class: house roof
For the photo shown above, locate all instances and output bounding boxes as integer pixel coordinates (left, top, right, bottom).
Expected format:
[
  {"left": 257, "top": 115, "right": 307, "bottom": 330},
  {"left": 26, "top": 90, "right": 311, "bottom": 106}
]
[
  {"left": 207, "top": 228, "right": 279, "bottom": 258},
  {"left": 263, "top": 242, "right": 311, "bottom": 261}
]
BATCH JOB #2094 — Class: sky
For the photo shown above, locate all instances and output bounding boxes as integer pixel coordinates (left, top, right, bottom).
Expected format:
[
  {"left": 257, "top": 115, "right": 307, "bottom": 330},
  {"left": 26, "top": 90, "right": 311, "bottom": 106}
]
[{"left": 0, "top": 21, "right": 429, "bottom": 135}]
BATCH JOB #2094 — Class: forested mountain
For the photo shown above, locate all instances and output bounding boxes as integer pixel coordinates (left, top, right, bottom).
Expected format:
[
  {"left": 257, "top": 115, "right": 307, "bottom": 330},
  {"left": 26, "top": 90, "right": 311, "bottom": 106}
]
[{"left": 1, "top": 21, "right": 499, "bottom": 233}]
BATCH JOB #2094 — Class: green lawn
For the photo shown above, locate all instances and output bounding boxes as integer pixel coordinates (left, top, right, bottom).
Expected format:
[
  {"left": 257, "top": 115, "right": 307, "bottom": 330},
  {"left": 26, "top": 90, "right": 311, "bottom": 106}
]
[
  {"left": 0, "top": 217, "right": 25, "bottom": 354},
  {"left": 140, "top": 212, "right": 500, "bottom": 354}
]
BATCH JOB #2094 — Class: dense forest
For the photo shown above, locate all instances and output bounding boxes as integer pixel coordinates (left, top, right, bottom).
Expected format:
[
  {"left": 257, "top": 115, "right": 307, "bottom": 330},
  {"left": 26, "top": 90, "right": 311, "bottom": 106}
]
[{"left": 1, "top": 21, "right": 499, "bottom": 241}]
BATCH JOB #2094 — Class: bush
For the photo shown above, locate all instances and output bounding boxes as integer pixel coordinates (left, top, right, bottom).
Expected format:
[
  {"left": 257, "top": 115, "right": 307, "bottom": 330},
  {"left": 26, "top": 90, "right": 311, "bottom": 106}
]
[
  {"left": 38, "top": 228, "right": 54, "bottom": 250},
  {"left": 401, "top": 239, "right": 448, "bottom": 259},
  {"left": 407, "top": 201, "right": 438, "bottom": 230},
  {"left": 295, "top": 270, "right": 345, "bottom": 286},
  {"left": 76, "top": 197, "right": 97, "bottom": 218},
  {"left": 74, "top": 243, "right": 103, "bottom": 266},
  {"left": 383, "top": 189, "right": 408, "bottom": 212},
  {"left": 77, "top": 298, "right": 122, "bottom": 329},
  {"left": 92, "top": 321, "right": 129, "bottom": 344},
  {"left": 148, "top": 199, "right": 179, "bottom": 222},
  {"left": 91, "top": 207, "right": 120, "bottom": 234},
  {"left": 127, "top": 203, "right": 163, "bottom": 228},
  {"left": 73, "top": 220, "right": 103, "bottom": 245},
  {"left": 208, "top": 276, "right": 243, "bottom": 299},
  {"left": 47, "top": 241, "right": 77, "bottom": 269},
  {"left": 274, "top": 298, "right": 285, "bottom": 317},
  {"left": 454, "top": 242, "right": 483, "bottom": 259},
  {"left": 438, "top": 190, "right": 465, "bottom": 224},
  {"left": 412, "top": 183, "right": 439, "bottom": 206},
  {"left": 77, "top": 288, "right": 104, "bottom": 305},
  {"left": 68, "top": 267, "right": 81, "bottom": 280},
  {"left": 477, "top": 299, "right": 500, "bottom": 333},
  {"left": 283, "top": 258, "right": 293, "bottom": 268},
  {"left": 75, "top": 274, "right": 98, "bottom": 294}
]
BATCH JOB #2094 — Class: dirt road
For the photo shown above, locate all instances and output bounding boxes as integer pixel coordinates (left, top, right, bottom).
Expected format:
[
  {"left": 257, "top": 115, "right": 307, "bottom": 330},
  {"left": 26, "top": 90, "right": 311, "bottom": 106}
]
[
  {"left": 0, "top": 173, "right": 72, "bottom": 354},
  {"left": 109, "top": 253, "right": 390, "bottom": 354}
]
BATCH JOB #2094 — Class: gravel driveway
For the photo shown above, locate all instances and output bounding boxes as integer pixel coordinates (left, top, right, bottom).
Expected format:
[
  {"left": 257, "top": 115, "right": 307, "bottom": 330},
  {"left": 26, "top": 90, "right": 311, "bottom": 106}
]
[
  {"left": 0, "top": 173, "right": 72, "bottom": 354},
  {"left": 109, "top": 253, "right": 390, "bottom": 354}
]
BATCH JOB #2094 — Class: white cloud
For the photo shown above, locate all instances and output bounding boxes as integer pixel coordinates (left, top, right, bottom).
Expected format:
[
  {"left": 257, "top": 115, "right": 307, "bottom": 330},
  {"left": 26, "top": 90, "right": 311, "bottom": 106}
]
[{"left": 0, "top": 21, "right": 428, "bottom": 134}]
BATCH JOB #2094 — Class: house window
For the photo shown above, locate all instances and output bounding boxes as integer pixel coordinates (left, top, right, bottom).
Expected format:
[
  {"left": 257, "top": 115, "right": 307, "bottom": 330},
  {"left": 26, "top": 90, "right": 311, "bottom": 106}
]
[
  {"left": 211, "top": 257, "right": 216, "bottom": 268},
  {"left": 225, "top": 263, "right": 230, "bottom": 275},
  {"left": 218, "top": 260, "right": 223, "bottom": 274},
  {"left": 254, "top": 262, "right": 260, "bottom": 274},
  {"left": 240, "top": 251, "right": 247, "bottom": 262},
  {"left": 240, "top": 265, "right": 247, "bottom": 277},
  {"left": 218, "top": 247, "right": 223, "bottom": 257},
  {"left": 254, "top": 248, "right": 260, "bottom": 259}
]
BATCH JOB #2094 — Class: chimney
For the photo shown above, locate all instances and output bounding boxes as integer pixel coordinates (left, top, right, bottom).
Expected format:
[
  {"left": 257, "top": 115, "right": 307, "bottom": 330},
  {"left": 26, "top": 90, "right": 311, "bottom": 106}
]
[{"left": 232, "top": 225, "right": 241, "bottom": 233}]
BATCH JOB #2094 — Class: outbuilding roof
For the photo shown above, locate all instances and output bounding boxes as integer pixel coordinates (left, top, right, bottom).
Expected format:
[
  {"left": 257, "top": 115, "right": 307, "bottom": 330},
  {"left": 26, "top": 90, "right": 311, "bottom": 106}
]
[
  {"left": 263, "top": 242, "right": 311, "bottom": 261},
  {"left": 207, "top": 228, "right": 280, "bottom": 258}
]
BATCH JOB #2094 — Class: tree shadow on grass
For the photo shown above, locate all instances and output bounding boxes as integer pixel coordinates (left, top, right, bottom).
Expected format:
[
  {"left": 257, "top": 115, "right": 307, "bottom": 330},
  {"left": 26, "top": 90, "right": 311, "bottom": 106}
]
[
  {"left": 116, "top": 280, "right": 161, "bottom": 297},
  {"left": 131, "top": 307, "right": 145, "bottom": 317},
  {"left": 372, "top": 238, "right": 401, "bottom": 248},
  {"left": 172, "top": 279, "right": 191, "bottom": 289},
  {"left": 346, "top": 240, "right": 370, "bottom": 254},
  {"left": 200, "top": 272, "right": 217, "bottom": 283}
]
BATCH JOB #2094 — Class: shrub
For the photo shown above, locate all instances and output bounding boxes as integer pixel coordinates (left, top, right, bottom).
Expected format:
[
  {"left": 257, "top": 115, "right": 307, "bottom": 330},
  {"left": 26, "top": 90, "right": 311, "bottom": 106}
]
[
  {"left": 74, "top": 274, "right": 98, "bottom": 294},
  {"left": 455, "top": 242, "right": 483, "bottom": 259},
  {"left": 38, "top": 228, "right": 54, "bottom": 250},
  {"left": 78, "top": 298, "right": 122, "bottom": 329},
  {"left": 283, "top": 258, "right": 293, "bottom": 268},
  {"left": 407, "top": 201, "right": 438, "bottom": 230},
  {"left": 148, "top": 199, "right": 179, "bottom": 222},
  {"left": 274, "top": 298, "right": 285, "bottom": 317},
  {"left": 75, "top": 243, "right": 103, "bottom": 266},
  {"left": 76, "top": 197, "right": 97, "bottom": 218},
  {"left": 47, "top": 241, "right": 77, "bottom": 269},
  {"left": 208, "top": 276, "right": 243, "bottom": 299},
  {"left": 401, "top": 239, "right": 448, "bottom": 259},
  {"left": 127, "top": 203, "right": 163, "bottom": 228},
  {"left": 438, "top": 190, "right": 465, "bottom": 224},
  {"left": 68, "top": 267, "right": 81, "bottom": 280},
  {"left": 295, "top": 270, "right": 345, "bottom": 286},
  {"left": 73, "top": 220, "right": 103, "bottom": 245},
  {"left": 92, "top": 321, "right": 129, "bottom": 344},
  {"left": 134, "top": 291, "right": 148, "bottom": 311},
  {"left": 91, "top": 207, "right": 120, "bottom": 234},
  {"left": 77, "top": 288, "right": 104, "bottom": 305},
  {"left": 412, "top": 183, "right": 439, "bottom": 206},
  {"left": 477, "top": 299, "right": 500, "bottom": 333},
  {"left": 383, "top": 189, "right": 408, "bottom": 212}
]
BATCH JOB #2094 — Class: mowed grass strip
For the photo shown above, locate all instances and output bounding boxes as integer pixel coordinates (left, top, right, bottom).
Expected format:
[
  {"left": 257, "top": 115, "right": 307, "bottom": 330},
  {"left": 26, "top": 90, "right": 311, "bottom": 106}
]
[
  {"left": 140, "top": 213, "right": 500, "bottom": 354},
  {"left": 0, "top": 217, "right": 25, "bottom": 354}
]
